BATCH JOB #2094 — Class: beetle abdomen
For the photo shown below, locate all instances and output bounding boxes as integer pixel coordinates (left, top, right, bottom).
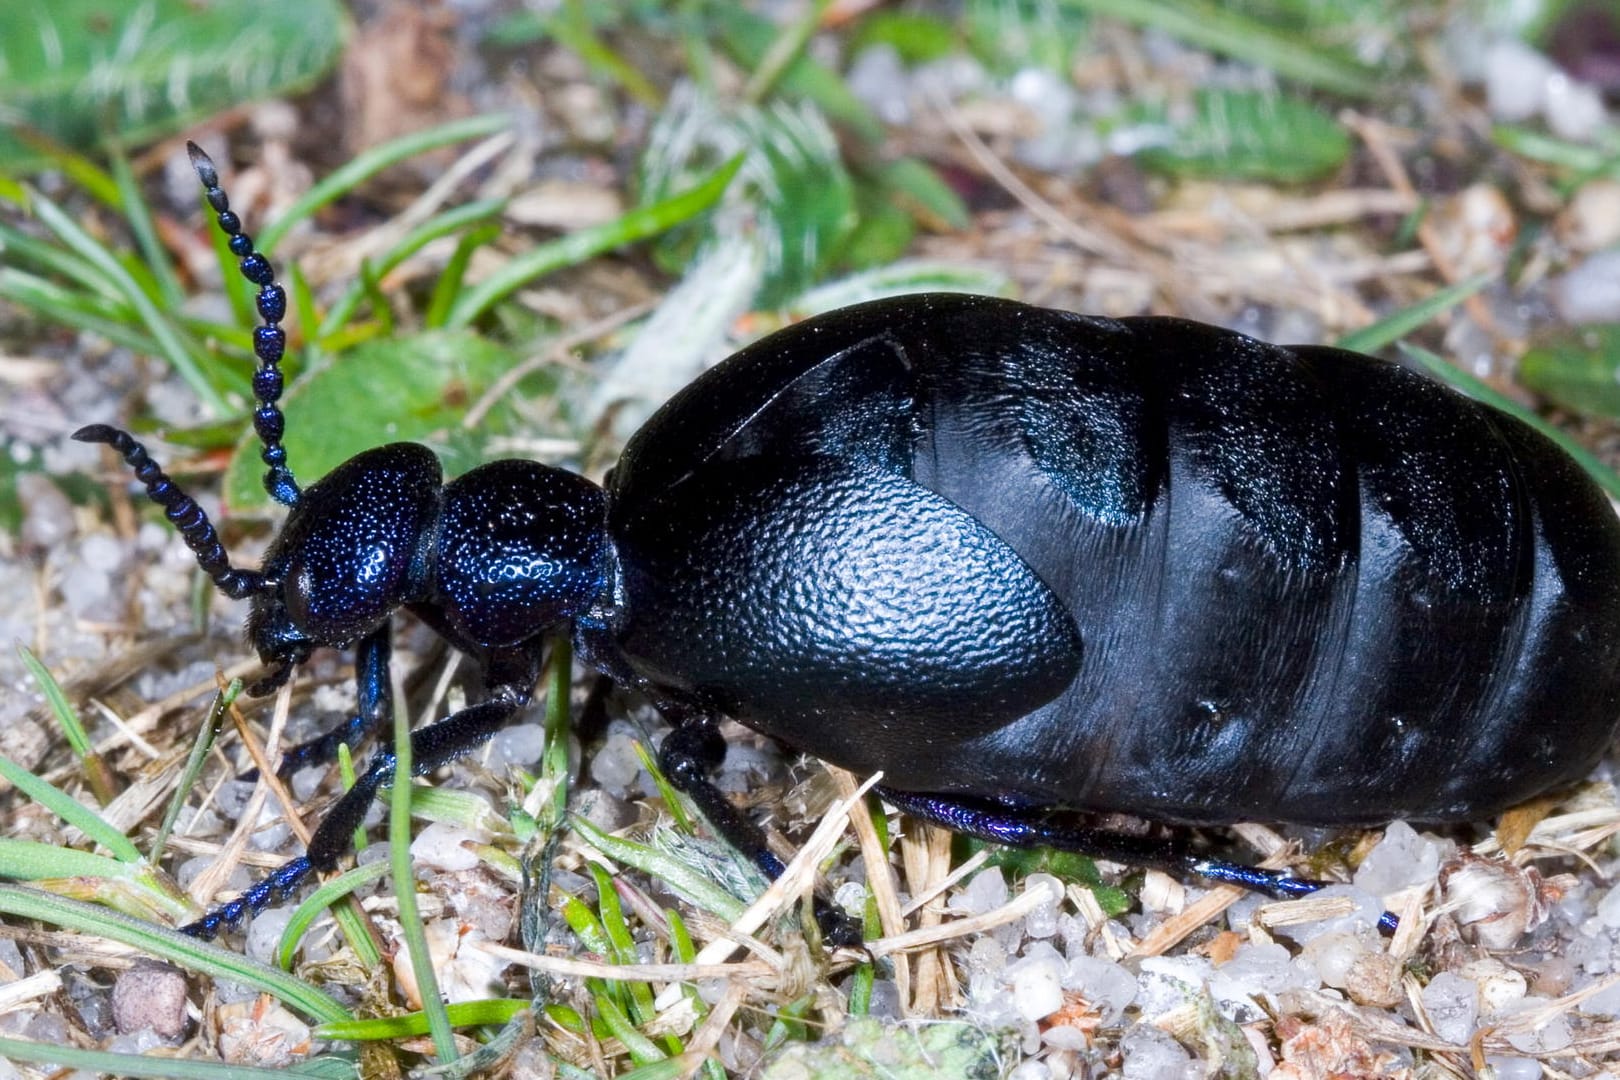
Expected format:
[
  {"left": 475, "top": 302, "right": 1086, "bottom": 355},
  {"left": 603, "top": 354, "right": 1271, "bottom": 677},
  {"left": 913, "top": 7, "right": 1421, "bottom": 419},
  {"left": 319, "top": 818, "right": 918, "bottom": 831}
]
[
  {"left": 609, "top": 294, "right": 1620, "bottom": 826},
  {"left": 909, "top": 306, "right": 1620, "bottom": 824}
]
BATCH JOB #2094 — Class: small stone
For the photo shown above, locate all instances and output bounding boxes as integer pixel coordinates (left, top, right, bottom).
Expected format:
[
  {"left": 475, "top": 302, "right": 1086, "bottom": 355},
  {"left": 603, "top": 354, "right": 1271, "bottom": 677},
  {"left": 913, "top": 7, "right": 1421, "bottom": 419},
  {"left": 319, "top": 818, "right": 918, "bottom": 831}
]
[
  {"left": 1353, "top": 821, "right": 1442, "bottom": 897},
  {"left": 410, "top": 822, "right": 481, "bottom": 873},
  {"left": 1023, "top": 873, "right": 1062, "bottom": 938},
  {"left": 1485, "top": 39, "right": 1556, "bottom": 121},
  {"left": 245, "top": 908, "right": 295, "bottom": 966},
  {"left": 951, "top": 868, "right": 1010, "bottom": 916},
  {"left": 1560, "top": 180, "right": 1620, "bottom": 252},
  {"left": 1596, "top": 882, "right": 1620, "bottom": 929},
  {"left": 1121, "top": 1026, "right": 1197, "bottom": 1080},
  {"left": 589, "top": 732, "right": 643, "bottom": 798},
  {"left": 1136, "top": 955, "right": 1214, "bottom": 1017},
  {"left": 1342, "top": 951, "right": 1402, "bottom": 1008},
  {"left": 1484, "top": 1055, "right": 1543, "bottom": 1080},
  {"left": 1421, "top": 971, "right": 1478, "bottom": 1044},
  {"left": 487, "top": 723, "right": 544, "bottom": 767},
  {"left": 1503, "top": 997, "right": 1572, "bottom": 1054},
  {"left": 1004, "top": 941, "right": 1065, "bottom": 1021},
  {"left": 111, "top": 962, "right": 189, "bottom": 1040},
  {"left": 1545, "top": 73, "right": 1608, "bottom": 142},
  {"left": 1551, "top": 250, "right": 1620, "bottom": 324},
  {"left": 1460, "top": 958, "right": 1528, "bottom": 1016},
  {"left": 1064, "top": 955, "right": 1137, "bottom": 1021}
]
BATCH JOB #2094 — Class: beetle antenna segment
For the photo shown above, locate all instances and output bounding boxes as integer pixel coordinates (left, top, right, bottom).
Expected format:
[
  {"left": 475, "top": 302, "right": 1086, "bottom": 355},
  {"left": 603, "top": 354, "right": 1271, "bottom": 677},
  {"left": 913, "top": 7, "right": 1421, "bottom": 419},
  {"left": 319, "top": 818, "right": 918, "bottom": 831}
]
[
  {"left": 71, "top": 424, "right": 269, "bottom": 599},
  {"left": 186, "top": 141, "right": 300, "bottom": 508}
]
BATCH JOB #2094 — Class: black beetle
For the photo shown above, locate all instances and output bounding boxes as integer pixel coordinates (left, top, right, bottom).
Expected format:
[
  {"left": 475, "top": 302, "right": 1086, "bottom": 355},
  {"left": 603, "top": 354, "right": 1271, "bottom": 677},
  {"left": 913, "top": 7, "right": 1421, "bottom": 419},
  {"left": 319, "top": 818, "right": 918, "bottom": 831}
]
[{"left": 78, "top": 145, "right": 1620, "bottom": 941}]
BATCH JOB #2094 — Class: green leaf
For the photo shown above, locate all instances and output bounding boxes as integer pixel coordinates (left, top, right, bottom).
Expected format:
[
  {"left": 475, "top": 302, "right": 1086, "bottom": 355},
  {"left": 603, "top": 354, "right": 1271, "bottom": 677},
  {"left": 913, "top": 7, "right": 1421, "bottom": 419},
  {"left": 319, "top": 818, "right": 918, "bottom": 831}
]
[
  {"left": 852, "top": 12, "right": 960, "bottom": 65},
  {"left": 966, "top": 0, "right": 1090, "bottom": 75},
  {"left": 640, "top": 93, "right": 856, "bottom": 305},
  {"left": 222, "top": 330, "right": 529, "bottom": 512},
  {"left": 709, "top": 6, "right": 884, "bottom": 143},
  {"left": 1520, "top": 325, "right": 1620, "bottom": 421},
  {"left": 1135, "top": 89, "right": 1351, "bottom": 182},
  {"left": 0, "top": 0, "right": 348, "bottom": 167},
  {"left": 1057, "top": 0, "right": 1384, "bottom": 98}
]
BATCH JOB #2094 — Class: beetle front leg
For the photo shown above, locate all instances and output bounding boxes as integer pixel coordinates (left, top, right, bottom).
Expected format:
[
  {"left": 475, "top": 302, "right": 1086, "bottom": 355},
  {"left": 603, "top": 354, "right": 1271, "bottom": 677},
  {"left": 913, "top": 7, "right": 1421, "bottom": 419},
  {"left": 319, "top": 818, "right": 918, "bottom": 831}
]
[
  {"left": 241, "top": 624, "right": 395, "bottom": 781},
  {"left": 182, "top": 645, "right": 542, "bottom": 938}
]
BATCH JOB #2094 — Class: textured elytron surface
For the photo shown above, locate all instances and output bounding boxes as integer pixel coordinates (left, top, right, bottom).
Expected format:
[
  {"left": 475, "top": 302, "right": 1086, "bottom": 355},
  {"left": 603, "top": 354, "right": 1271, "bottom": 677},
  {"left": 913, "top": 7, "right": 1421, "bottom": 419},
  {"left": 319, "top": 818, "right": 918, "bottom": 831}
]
[{"left": 607, "top": 294, "right": 1620, "bottom": 825}]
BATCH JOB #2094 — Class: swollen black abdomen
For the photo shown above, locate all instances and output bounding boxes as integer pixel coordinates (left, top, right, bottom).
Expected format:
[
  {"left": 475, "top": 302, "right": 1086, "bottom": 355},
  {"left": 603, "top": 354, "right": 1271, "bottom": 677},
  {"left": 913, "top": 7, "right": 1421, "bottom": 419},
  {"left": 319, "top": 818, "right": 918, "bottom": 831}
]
[{"left": 910, "top": 307, "right": 1620, "bottom": 824}]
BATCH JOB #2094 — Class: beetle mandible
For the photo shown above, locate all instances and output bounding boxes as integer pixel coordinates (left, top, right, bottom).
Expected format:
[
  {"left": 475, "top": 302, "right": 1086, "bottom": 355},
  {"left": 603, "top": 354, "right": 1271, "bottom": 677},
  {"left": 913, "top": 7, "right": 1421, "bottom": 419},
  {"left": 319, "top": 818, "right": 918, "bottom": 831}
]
[{"left": 78, "top": 144, "right": 1620, "bottom": 940}]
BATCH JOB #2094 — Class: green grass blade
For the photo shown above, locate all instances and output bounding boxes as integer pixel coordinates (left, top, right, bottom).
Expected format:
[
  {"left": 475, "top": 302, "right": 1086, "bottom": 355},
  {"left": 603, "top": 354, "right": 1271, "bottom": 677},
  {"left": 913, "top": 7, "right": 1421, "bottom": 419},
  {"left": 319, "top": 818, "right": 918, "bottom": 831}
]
[
  {"left": 151, "top": 680, "right": 239, "bottom": 862},
  {"left": 16, "top": 644, "right": 117, "bottom": 804},
  {"left": 445, "top": 155, "right": 744, "bottom": 329},
  {"left": 0, "top": 885, "right": 351, "bottom": 1023},
  {"left": 110, "top": 145, "right": 184, "bottom": 307},
  {"left": 314, "top": 998, "right": 530, "bottom": 1040},
  {"left": 277, "top": 859, "right": 392, "bottom": 971},
  {"left": 0, "top": 754, "right": 140, "bottom": 862},
  {"left": 570, "top": 817, "right": 746, "bottom": 921},
  {"left": 1057, "top": 0, "right": 1383, "bottom": 98},
  {"left": 1400, "top": 342, "right": 1620, "bottom": 500},
  {"left": 0, "top": 1036, "right": 352, "bottom": 1079},
  {"left": 257, "top": 113, "right": 512, "bottom": 254},
  {"left": 1334, "top": 272, "right": 1494, "bottom": 354},
  {"left": 316, "top": 198, "right": 505, "bottom": 337},
  {"left": 390, "top": 702, "right": 457, "bottom": 1063},
  {"left": 28, "top": 189, "right": 229, "bottom": 414},
  {"left": 424, "top": 222, "right": 501, "bottom": 328},
  {"left": 0, "top": 269, "right": 163, "bottom": 356}
]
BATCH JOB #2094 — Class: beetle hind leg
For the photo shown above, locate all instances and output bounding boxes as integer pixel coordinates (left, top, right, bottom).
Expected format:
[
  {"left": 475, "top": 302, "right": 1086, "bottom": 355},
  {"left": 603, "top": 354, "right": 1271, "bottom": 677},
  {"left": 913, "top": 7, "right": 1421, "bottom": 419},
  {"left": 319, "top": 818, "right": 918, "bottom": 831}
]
[{"left": 876, "top": 787, "right": 1400, "bottom": 934}]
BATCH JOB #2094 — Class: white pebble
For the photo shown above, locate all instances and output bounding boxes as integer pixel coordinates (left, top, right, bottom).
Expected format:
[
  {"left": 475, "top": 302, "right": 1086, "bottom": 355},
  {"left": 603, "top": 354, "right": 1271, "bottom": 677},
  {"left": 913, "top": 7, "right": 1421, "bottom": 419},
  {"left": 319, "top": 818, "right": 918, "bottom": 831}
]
[
  {"left": 951, "top": 867, "right": 1010, "bottom": 916},
  {"left": 80, "top": 533, "right": 127, "bottom": 574},
  {"left": 589, "top": 732, "right": 642, "bottom": 798},
  {"left": 1023, "top": 873, "right": 1061, "bottom": 938},
  {"left": 1005, "top": 942, "right": 1066, "bottom": 1021},
  {"left": 487, "top": 723, "right": 544, "bottom": 767},
  {"left": 1303, "top": 931, "right": 1366, "bottom": 989},
  {"left": 1545, "top": 73, "right": 1609, "bottom": 142},
  {"left": 1353, "top": 821, "right": 1441, "bottom": 897},
  {"left": 410, "top": 822, "right": 481, "bottom": 872},
  {"left": 1121, "top": 1026, "right": 1198, "bottom": 1080},
  {"left": 1484, "top": 1055, "right": 1542, "bottom": 1080},
  {"left": 1595, "top": 883, "right": 1620, "bottom": 929},
  {"left": 18, "top": 474, "right": 73, "bottom": 550},
  {"left": 1065, "top": 955, "right": 1137, "bottom": 1021},
  {"left": 1503, "top": 997, "right": 1572, "bottom": 1054},
  {"left": 245, "top": 908, "right": 295, "bottom": 965},
  {"left": 1552, "top": 249, "right": 1620, "bottom": 324},
  {"left": 1136, "top": 955, "right": 1214, "bottom": 1017},
  {"left": 1421, "top": 971, "right": 1478, "bottom": 1044},
  {"left": 1485, "top": 39, "right": 1555, "bottom": 122},
  {"left": 1583, "top": 976, "right": 1620, "bottom": 1018},
  {"left": 1221, "top": 941, "right": 1309, "bottom": 998}
]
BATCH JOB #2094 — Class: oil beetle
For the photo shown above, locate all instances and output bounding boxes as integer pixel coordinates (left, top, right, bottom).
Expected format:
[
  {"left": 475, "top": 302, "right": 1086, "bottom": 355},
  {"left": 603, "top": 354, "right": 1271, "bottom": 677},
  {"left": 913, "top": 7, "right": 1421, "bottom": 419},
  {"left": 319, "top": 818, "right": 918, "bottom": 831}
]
[{"left": 78, "top": 144, "right": 1620, "bottom": 941}]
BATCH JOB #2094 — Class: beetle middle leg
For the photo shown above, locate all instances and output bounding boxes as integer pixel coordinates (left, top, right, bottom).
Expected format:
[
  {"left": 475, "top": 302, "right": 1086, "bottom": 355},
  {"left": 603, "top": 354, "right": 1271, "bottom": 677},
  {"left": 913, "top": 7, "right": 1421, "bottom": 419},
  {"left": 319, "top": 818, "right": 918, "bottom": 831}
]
[
  {"left": 656, "top": 714, "right": 864, "bottom": 947},
  {"left": 182, "top": 644, "right": 543, "bottom": 938},
  {"left": 240, "top": 624, "right": 396, "bottom": 782}
]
